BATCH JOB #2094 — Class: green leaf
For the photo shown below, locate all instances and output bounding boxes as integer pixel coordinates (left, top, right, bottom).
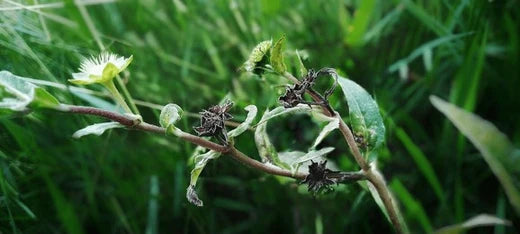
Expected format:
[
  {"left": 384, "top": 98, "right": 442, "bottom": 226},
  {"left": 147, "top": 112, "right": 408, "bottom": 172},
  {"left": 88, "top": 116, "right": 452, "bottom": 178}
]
[
  {"left": 278, "top": 148, "right": 338, "bottom": 174},
  {"left": 254, "top": 105, "right": 312, "bottom": 127},
  {"left": 391, "top": 119, "right": 444, "bottom": 202},
  {"left": 388, "top": 32, "right": 471, "bottom": 73},
  {"left": 255, "top": 104, "right": 332, "bottom": 170},
  {"left": 240, "top": 40, "right": 272, "bottom": 72},
  {"left": 434, "top": 214, "right": 510, "bottom": 234},
  {"left": 270, "top": 36, "right": 287, "bottom": 74},
  {"left": 338, "top": 76, "right": 385, "bottom": 159},
  {"left": 295, "top": 50, "right": 308, "bottom": 77},
  {"left": 344, "top": 0, "right": 376, "bottom": 47},
  {"left": 293, "top": 147, "right": 335, "bottom": 165},
  {"left": 311, "top": 116, "right": 339, "bottom": 149},
  {"left": 430, "top": 95, "right": 520, "bottom": 215},
  {"left": 228, "top": 105, "right": 257, "bottom": 138},
  {"left": 0, "top": 71, "right": 60, "bottom": 114},
  {"left": 187, "top": 150, "right": 221, "bottom": 206},
  {"left": 72, "top": 122, "right": 124, "bottom": 139},
  {"left": 160, "top": 104, "right": 183, "bottom": 134},
  {"left": 255, "top": 109, "right": 290, "bottom": 169}
]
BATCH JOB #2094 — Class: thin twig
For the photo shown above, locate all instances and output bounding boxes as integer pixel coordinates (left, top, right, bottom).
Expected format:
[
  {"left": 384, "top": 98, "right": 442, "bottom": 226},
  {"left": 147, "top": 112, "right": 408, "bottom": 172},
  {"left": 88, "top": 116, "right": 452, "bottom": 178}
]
[{"left": 62, "top": 104, "right": 364, "bottom": 182}]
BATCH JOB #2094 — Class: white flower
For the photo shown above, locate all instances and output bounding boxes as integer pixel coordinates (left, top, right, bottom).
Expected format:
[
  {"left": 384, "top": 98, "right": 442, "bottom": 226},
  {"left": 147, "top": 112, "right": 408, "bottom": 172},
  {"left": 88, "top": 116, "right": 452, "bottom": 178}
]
[{"left": 69, "top": 52, "right": 133, "bottom": 85}]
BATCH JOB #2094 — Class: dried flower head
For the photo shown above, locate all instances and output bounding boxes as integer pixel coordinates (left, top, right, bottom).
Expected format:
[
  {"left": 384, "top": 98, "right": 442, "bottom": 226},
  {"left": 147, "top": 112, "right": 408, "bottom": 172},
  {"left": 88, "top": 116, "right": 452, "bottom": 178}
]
[
  {"left": 300, "top": 160, "right": 337, "bottom": 193},
  {"left": 278, "top": 68, "right": 338, "bottom": 108},
  {"left": 194, "top": 100, "right": 234, "bottom": 144},
  {"left": 69, "top": 52, "right": 133, "bottom": 85}
]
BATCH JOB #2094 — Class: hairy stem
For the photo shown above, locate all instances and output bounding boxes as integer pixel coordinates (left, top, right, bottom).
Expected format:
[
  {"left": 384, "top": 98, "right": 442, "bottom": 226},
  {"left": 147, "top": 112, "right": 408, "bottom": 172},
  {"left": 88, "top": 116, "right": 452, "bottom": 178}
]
[
  {"left": 283, "top": 71, "right": 404, "bottom": 233},
  {"left": 114, "top": 75, "right": 140, "bottom": 115},
  {"left": 228, "top": 147, "right": 306, "bottom": 179},
  {"left": 102, "top": 81, "right": 133, "bottom": 114},
  {"left": 63, "top": 105, "right": 366, "bottom": 183},
  {"left": 366, "top": 169, "right": 403, "bottom": 233}
]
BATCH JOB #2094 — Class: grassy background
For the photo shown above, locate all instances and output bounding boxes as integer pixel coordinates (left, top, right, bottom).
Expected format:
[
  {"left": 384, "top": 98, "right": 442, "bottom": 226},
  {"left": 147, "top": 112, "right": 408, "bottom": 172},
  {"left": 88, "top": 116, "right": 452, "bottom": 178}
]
[{"left": 1, "top": 0, "right": 519, "bottom": 233}]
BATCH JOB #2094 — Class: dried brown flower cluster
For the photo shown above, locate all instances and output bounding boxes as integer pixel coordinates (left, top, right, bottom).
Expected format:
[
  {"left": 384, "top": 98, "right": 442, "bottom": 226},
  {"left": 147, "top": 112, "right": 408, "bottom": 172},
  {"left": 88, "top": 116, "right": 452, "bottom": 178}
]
[
  {"left": 194, "top": 100, "right": 234, "bottom": 145},
  {"left": 300, "top": 160, "right": 337, "bottom": 193},
  {"left": 278, "top": 68, "right": 338, "bottom": 108}
]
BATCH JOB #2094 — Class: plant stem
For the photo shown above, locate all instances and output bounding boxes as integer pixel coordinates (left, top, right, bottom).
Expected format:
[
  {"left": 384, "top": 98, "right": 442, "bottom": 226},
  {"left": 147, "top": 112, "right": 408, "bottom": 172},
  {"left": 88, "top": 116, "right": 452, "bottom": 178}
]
[
  {"left": 102, "top": 81, "right": 133, "bottom": 114},
  {"left": 114, "top": 75, "right": 140, "bottom": 114},
  {"left": 228, "top": 146, "right": 306, "bottom": 179},
  {"left": 283, "top": 71, "right": 404, "bottom": 233},
  {"left": 63, "top": 104, "right": 366, "bottom": 184}
]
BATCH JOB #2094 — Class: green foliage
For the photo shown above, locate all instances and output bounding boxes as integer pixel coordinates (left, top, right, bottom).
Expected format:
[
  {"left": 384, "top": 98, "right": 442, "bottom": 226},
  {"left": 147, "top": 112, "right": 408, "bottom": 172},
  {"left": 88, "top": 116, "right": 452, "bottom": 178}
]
[
  {"left": 240, "top": 40, "right": 272, "bottom": 73},
  {"left": 391, "top": 179, "right": 433, "bottom": 233},
  {"left": 159, "top": 103, "right": 183, "bottom": 134},
  {"left": 0, "top": 0, "right": 519, "bottom": 233},
  {"left": 270, "top": 36, "right": 287, "bottom": 74},
  {"left": 254, "top": 108, "right": 290, "bottom": 169},
  {"left": 338, "top": 77, "right": 385, "bottom": 160},
  {"left": 188, "top": 150, "right": 221, "bottom": 207},
  {"left": 228, "top": 105, "right": 257, "bottom": 138},
  {"left": 0, "top": 71, "right": 60, "bottom": 114},
  {"left": 434, "top": 214, "right": 510, "bottom": 234},
  {"left": 361, "top": 166, "right": 409, "bottom": 233},
  {"left": 431, "top": 96, "right": 520, "bottom": 215},
  {"left": 311, "top": 115, "right": 339, "bottom": 150}
]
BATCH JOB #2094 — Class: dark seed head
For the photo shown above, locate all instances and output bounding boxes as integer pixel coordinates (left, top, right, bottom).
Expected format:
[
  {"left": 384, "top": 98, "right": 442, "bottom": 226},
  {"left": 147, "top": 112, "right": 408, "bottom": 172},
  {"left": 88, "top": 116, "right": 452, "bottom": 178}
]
[
  {"left": 278, "top": 68, "right": 338, "bottom": 109},
  {"left": 194, "top": 100, "right": 234, "bottom": 144},
  {"left": 300, "top": 160, "right": 337, "bottom": 194}
]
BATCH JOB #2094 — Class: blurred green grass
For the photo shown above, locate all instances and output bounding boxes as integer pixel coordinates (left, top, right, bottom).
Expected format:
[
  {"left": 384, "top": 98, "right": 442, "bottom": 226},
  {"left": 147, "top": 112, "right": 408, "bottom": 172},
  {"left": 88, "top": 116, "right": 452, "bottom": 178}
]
[{"left": 0, "top": 0, "right": 519, "bottom": 233}]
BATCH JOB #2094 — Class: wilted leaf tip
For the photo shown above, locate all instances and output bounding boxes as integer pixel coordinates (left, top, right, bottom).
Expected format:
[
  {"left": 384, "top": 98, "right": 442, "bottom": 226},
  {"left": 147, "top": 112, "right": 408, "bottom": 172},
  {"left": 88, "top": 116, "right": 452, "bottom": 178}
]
[{"left": 186, "top": 185, "right": 204, "bottom": 207}]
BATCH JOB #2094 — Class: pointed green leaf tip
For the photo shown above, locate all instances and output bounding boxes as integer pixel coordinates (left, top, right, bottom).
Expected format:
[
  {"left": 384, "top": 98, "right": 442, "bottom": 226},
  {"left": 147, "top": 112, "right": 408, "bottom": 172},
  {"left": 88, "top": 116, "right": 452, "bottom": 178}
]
[
  {"left": 160, "top": 104, "right": 183, "bottom": 134},
  {"left": 228, "top": 105, "right": 257, "bottom": 138},
  {"left": 430, "top": 95, "right": 520, "bottom": 215},
  {"left": 0, "top": 71, "right": 60, "bottom": 115},
  {"left": 240, "top": 40, "right": 272, "bottom": 72},
  {"left": 270, "top": 36, "right": 287, "bottom": 74},
  {"left": 337, "top": 76, "right": 385, "bottom": 160}
]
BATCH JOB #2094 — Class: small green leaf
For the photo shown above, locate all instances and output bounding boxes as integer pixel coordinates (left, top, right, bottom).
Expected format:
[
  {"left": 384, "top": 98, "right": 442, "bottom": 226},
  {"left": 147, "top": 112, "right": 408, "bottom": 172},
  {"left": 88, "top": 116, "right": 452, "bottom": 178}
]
[
  {"left": 160, "top": 104, "right": 183, "bottom": 134},
  {"left": 311, "top": 116, "right": 340, "bottom": 149},
  {"left": 32, "top": 88, "right": 61, "bottom": 109},
  {"left": 293, "top": 147, "right": 335, "bottom": 165},
  {"left": 254, "top": 105, "right": 312, "bottom": 127},
  {"left": 338, "top": 76, "right": 385, "bottom": 159},
  {"left": 240, "top": 40, "right": 272, "bottom": 72},
  {"left": 434, "top": 214, "right": 510, "bottom": 234},
  {"left": 72, "top": 122, "right": 124, "bottom": 139},
  {"left": 228, "top": 105, "right": 257, "bottom": 138},
  {"left": 295, "top": 50, "right": 308, "bottom": 77},
  {"left": 187, "top": 150, "right": 221, "bottom": 206},
  {"left": 431, "top": 95, "right": 520, "bottom": 215},
  {"left": 278, "top": 149, "right": 338, "bottom": 175},
  {"left": 270, "top": 36, "right": 287, "bottom": 74},
  {"left": 0, "top": 71, "right": 60, "bottom": 114}
]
